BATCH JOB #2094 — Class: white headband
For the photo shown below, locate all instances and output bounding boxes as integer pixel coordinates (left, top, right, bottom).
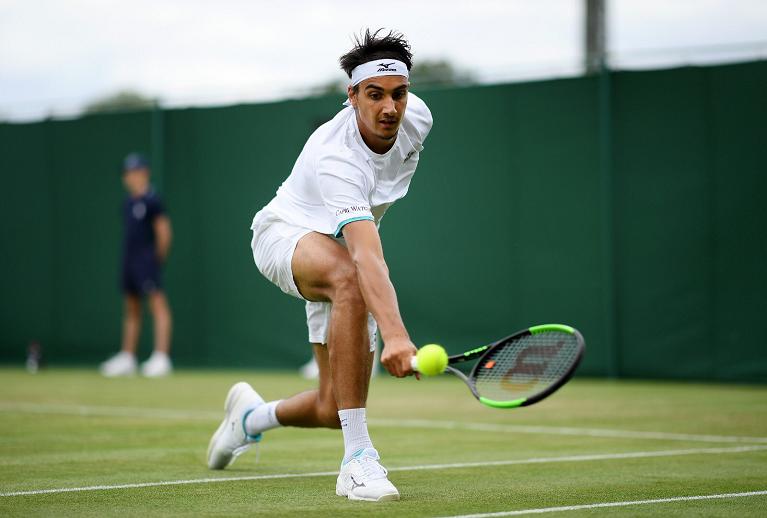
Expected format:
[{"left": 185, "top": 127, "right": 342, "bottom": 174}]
[{"left": 350, "top": 59, "right": 409, "bottom": 87}]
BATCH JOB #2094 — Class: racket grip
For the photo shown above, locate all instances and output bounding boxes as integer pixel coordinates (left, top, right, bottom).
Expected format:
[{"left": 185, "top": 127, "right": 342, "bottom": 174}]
[{"left": 410, "top": 355, "right": 419, "bottom": 372}]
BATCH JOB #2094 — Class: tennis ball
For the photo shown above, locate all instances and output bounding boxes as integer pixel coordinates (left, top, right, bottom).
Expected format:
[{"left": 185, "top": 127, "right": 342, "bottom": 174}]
[{"left": 416, "top": 344, "right": 448, "bottom": 376}]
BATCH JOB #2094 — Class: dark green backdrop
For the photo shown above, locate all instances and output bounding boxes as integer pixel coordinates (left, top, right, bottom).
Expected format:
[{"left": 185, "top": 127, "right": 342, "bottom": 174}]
[{"left": 1, "top": 61, "right": 764, "bottom": 381}]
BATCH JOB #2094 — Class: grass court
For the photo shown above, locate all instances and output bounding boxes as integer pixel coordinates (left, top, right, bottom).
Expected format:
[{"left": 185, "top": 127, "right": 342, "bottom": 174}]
[{"left": 1, "top": 368, "right": 766, "bottom": 516}]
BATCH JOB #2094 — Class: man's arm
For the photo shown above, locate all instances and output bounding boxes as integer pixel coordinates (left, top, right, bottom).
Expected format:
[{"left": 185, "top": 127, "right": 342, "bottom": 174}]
[
  {"left": 342, "top": 219, "right": 416, "bottom": 377},
  {"left": 153, "top": 215, "right": 172, "bottom": 263}
]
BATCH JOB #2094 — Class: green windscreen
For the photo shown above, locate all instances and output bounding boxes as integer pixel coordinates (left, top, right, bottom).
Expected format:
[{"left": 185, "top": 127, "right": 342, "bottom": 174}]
[{"left": 0, "top": 60, "right": 765, "bottom": 382}]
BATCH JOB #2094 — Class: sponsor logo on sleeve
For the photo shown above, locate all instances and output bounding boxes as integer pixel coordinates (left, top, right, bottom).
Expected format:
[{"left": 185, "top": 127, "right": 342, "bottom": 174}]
[{"left": 336, "top": 205, "right": 371, "bottom": 217}]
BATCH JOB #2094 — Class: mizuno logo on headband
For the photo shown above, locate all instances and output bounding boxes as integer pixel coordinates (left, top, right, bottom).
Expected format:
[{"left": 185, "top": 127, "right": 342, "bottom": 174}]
[{"left": 350, "top": 59, "right": 409, "bottom": 87}]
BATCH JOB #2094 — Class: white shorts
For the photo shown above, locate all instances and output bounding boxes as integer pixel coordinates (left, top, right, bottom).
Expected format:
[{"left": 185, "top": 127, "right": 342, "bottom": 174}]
[{"left": 250, "top": 209, "right": 377, "bottom": 351}]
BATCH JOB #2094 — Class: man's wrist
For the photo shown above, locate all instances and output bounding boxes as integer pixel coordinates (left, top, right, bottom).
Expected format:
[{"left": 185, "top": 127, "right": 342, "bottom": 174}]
[{"left": 381, "top": 331, "right": 410, "bottom": 344}]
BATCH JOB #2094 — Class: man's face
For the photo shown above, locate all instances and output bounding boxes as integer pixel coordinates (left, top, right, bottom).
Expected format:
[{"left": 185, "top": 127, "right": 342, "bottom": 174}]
[
  {"left": 348, "top": 75, "right": 409, "bottom": 153},
  {"left": 122, "top": 168, "right": 150, "bottom": 196}
]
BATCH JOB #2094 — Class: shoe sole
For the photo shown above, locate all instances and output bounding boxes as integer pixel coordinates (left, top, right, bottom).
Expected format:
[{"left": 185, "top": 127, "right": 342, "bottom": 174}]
[
  {"left": 336, "top": 483, "right": 400, "bottom": 502},
  {"left": 207, "top": 382, "right": 249, "bottom": 469},
  {"left": 336, "top": 489, "right": 400, "bottom": 502}
]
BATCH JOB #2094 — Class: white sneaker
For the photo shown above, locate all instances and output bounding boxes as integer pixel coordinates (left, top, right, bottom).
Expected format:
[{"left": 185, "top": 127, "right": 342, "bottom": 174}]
[
  {"left": 207, "top": 382, "right": 265, "bottom": 469},
  {"left": 99, "top": 352, "right": 137, "bottom": 377},
  {"left": 299, "top": 357, "right": 320, "bottom": 380},
  {"left": 336, "top": 448, "right": 400, "bottom": 502},
  {"left": 141, "top": 352, "right": 172, "bottom": 378}
]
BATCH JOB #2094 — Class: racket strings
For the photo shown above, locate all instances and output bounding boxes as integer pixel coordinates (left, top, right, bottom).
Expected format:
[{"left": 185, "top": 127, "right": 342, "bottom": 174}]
[{"left": 473, "top": 332, "right": 580, "bottom": 402}]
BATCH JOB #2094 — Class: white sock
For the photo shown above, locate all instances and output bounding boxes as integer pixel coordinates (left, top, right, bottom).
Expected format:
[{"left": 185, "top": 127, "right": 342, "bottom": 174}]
[
  {"left": 244, "top": 400, "right": 282, "bottom": 435},
  {"left": 338, "top": 408, "right": 374, "bottom": 461}
]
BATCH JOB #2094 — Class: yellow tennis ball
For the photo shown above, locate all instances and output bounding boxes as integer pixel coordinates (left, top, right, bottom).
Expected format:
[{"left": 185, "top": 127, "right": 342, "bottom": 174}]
[{"left": 416, "top": 344, "right": 448, "bottom": 376}]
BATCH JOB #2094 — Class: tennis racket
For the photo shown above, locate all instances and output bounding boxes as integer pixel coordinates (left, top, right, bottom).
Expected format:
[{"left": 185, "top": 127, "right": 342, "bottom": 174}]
[{"left": 412, "top": 324, "right": 585, "bottom": 409}]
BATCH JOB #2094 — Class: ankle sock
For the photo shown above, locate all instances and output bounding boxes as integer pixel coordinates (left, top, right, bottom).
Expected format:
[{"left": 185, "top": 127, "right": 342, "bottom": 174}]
[
  {"left": 244, "top": 400, "right": 282, "bottom": 436},
  {"left": 338, "top": 407, "right": 374, "bottom": 461}
]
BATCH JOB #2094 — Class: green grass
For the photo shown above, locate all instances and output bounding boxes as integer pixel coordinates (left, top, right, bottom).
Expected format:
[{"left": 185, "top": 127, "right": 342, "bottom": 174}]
[{"left": 1, "top": 367, "right": 766, "bottom": 517}]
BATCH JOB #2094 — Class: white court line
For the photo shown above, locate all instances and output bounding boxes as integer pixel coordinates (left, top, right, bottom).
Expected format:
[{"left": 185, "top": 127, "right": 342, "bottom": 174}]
[
  {"left": 3, "top": 402, "right": 767, "bottom": 445},
  {"left": 370, "top": 418, "right": 767, "bottom": 445},
  {"left": 2, "top": 445, "right": 766, "bottom": 497},
  {"left": 440, "top": 490, "right": 767, "bottom": 517},
  {"left": 0, "top": 402, "right": 221, "bottom": 421}
]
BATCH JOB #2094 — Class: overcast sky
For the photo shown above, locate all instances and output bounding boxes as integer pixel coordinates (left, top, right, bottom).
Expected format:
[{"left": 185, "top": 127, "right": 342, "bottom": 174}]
[{"left": 1, "top": 0, "right": 766, "bottom": 121}]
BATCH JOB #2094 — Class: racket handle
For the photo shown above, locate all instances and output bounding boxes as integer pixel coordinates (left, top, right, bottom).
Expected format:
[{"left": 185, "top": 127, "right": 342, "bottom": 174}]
[{"left": 410, "top": 356, "right": 419, "bottom": 372}]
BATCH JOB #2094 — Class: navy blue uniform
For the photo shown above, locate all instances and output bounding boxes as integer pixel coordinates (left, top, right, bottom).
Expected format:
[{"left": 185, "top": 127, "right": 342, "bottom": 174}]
[{"left": 122, "top": 190, "right": 165, "bottom": 295}]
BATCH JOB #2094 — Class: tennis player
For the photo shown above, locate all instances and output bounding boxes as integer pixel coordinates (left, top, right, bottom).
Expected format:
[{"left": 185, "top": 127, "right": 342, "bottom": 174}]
[{"left": 207, "top": 29, "right": 432, "bottom": 502}]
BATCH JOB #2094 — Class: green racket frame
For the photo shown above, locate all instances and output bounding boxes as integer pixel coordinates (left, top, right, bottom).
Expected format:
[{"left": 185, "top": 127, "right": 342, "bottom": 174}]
[{"left": 444, "top": 324, "right": 585, "bottom": 409}]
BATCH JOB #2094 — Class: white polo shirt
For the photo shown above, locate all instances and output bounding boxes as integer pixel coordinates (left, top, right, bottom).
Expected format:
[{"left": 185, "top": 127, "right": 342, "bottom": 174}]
[{"left": 258, "top": 92, "right": 433, "bottom": 237}]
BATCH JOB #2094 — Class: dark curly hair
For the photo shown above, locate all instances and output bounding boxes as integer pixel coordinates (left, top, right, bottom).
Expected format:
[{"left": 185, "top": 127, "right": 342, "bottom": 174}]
[{"left": 339, "top": 29, "right": 413, "bottom": 89}]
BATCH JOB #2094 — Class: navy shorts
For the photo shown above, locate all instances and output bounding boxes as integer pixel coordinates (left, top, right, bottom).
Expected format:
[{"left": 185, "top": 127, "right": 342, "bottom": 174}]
[{"left": 122, "top": 256, "right": 162, "bottom": 296}]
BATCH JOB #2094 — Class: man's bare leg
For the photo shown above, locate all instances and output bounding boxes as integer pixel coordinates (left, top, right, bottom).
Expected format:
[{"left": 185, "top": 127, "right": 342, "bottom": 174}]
[
  {"left": 273, "top": 232, "right": 374, "bottom": 427},
  {"left": 235, "top": 232, "right": 389, "bottom": 490},
  {"left": 268, "top": 235, "right": 397, "bottom": 500},
  {"left": 147, "top": 290, "right": 172, "bottom": 354},
  {"left": 251, "top": 339, "right": 374, "bottom": 430},
  {"left": 101, "top": 294, "right": 142, "bottom": 376},
  {"left": 120, "top": 294, "right": 142, "bottom": 354},
  {"left": 276, "top": 343, "right": 374, "bottom": 428}
]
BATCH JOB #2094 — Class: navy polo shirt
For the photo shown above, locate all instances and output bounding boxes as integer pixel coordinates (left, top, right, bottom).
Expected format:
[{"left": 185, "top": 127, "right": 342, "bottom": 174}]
[{"left": 123, "top": 190, "right": 165, "bottom": 263}]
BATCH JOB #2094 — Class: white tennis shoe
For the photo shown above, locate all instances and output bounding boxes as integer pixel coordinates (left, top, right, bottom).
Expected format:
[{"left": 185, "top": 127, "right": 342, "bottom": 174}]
[
  {"left": 140, "top": 351, "right": 172, "bottom": 377},
  {"left": 299, "top": 357, "right": 320, "bottom": 380},
  {"left": 207, "top": 381, "right": 265, "bottom": 469},
  {"left": 336, "top": 448, "right": 400, "bottom": 502},
  {"left": 99, "top": 351, "right": 137, "bottom": 377}
]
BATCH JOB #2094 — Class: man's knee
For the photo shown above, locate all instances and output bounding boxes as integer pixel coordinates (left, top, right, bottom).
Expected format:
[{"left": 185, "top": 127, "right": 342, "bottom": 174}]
[
  {"left": 328, "top": 261, "right": 364, "bottom": 307},
  {"left": 125, "top": 296, "right": 142, "bottom": 316},
  {"left": 149, "top": 292, "right": 170, "bottom": 313}
]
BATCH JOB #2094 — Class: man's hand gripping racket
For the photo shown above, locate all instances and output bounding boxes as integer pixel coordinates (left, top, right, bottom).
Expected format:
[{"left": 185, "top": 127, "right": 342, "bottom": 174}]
[{"left": 410, "top": 324, "right": 585, "bottom": 409}]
